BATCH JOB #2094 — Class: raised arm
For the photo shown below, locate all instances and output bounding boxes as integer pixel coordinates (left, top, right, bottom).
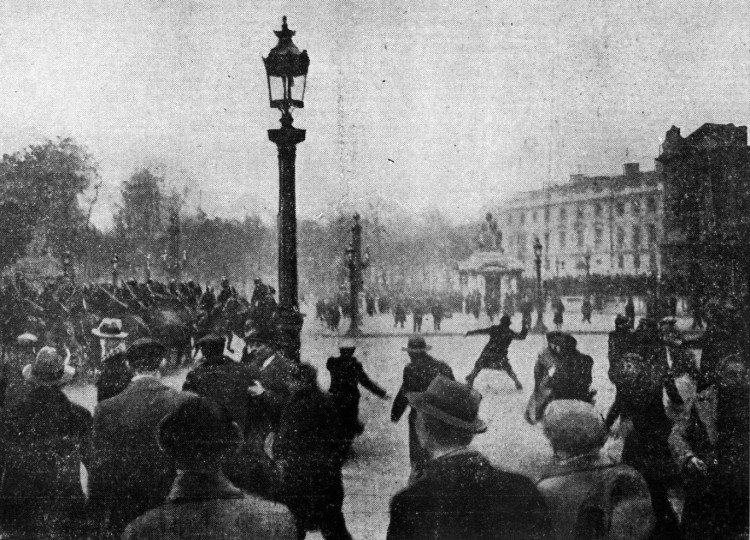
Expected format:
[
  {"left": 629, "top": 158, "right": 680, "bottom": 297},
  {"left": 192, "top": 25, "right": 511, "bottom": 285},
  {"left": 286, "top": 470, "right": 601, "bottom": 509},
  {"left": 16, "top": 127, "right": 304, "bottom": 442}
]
[{"left": 466, "top": 326, "right": 492, "bottom": 337}]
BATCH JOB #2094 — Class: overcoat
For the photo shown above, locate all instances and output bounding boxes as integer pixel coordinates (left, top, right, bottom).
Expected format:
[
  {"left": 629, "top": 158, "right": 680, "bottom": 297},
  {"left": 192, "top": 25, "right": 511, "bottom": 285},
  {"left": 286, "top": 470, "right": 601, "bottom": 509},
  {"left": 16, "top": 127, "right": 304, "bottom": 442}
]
[
  {"left": 88, "top": 376, "right": 192, "bottom": 537},
  {"left": 387, "top": 449, "right": 550, "bottom": 540}
]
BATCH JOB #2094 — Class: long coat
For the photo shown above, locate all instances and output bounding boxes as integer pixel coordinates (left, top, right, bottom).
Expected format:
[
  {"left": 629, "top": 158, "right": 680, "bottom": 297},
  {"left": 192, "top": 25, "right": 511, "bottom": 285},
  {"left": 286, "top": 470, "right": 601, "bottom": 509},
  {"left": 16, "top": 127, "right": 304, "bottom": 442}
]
[
  {"left": 387, "top": 450, "right": 550, "bottom": 540},
  {"left": 467, "top": 323, "right": 528, "bottom": 368},
  {"left": 327, "top": 353, "right": 387, "bottom": 439},
  {"left": 88, "top": 376, "right": 192, "bottom": 538},
  {"left": 273, "top": 386, "right": 348, "bottom": 533},
  {"left": 0, "top": 385, "right": 92, "bottom": 539},
  {"left": 391, "top": 354, "right": 454, "bottom": 475}
]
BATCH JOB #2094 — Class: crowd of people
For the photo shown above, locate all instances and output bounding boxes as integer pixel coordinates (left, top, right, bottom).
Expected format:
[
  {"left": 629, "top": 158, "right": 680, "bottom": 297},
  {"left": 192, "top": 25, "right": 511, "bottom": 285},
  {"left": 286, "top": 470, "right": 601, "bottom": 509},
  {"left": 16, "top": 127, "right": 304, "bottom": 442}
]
[{"left": 0, "top": 279, "right": 746, "bottom": 539}]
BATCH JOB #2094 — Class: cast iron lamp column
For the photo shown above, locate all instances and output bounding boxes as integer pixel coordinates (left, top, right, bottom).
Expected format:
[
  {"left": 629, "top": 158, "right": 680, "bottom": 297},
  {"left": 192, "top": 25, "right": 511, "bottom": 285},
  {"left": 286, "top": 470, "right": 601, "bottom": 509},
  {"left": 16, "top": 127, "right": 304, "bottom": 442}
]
[
  {"left": 532, "top": 236, "right": 547, "bottom": 333},
  {"left": 345, "top": 214, "right": 369, "bottom": 336},
  {"left": 263, "top": 17, "right": 309, "bottom": 362}
]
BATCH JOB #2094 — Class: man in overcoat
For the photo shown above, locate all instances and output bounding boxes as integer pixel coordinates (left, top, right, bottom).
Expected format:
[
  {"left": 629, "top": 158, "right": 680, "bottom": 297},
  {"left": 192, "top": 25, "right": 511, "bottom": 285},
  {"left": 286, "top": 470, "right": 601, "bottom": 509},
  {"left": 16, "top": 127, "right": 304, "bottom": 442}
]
[
  {"left": 273, "top": 363, "right": 352, "bottom": 540},
  {"left": 391, "top": 336, "right": 454, "bottom": 481},
  {"left": 327, "top": 339, "right": 389, "bottom": 451},
  {"left": 88, "top": 338, "right": 192, "bottom": 538},
  {"left": 0, "top": 347, "right": 91, "bottom": 539},
  {"left": 387, "top": 376, "right": 550, "bottom": 540}
]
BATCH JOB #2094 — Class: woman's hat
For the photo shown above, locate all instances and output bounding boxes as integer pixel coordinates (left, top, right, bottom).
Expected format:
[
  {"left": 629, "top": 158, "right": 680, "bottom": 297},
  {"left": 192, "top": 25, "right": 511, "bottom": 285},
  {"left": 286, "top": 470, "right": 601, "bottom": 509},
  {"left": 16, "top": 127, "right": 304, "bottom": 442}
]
[
  {"left": 542, "top": 399, "right": 607, "bottom": 454},
  {"left": 23, "top": 346, "right": 75, "bottom": 386},
  {"left": 402, "top": 336, "right": 432, "bottom": 353},
  {"left": 92, "top": 318, "right": 128, "bottom": 339},
  {"left": 407, "top": 375, "right": 487, "bottom": 433}
]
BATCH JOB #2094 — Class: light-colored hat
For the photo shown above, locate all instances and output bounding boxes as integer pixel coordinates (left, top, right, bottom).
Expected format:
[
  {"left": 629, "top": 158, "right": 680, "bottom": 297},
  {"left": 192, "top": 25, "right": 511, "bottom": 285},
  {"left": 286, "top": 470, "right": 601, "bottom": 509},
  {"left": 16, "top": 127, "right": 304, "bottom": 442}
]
[
  {"left": 92, "top": 318, "right": 128, "bottom": 339},
  {"left": 16, "top": 333, "right": 38, "bottom": 345},
  {"left": 542, "top": 400, "right": 607, "bottom": 455},
  {"left": 23, "top": 346, "right": 75, "bottom": 386}
]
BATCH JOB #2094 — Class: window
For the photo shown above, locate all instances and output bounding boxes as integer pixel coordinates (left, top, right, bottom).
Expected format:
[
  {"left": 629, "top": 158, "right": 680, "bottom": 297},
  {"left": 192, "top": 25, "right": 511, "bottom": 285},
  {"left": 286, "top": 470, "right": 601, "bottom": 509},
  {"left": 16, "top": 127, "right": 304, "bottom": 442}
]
[
  {"left": 649, "top": 253, "right": 656, "bottom": 270},
  {"left": 616, "top": 202, "right": 625, "bottom": 216},
  {"left": 632, "top": 200, "right": 641, "bottom": 215},
  {"left": 632, "top": 226, "right": 641, "bottom": 248},
  {"left": 532, "top": 210, "right": 537, "bottom": 223},
  {"left": 647, "top": 224, "right": 657, "bottom": 246},
  {"left": 594, "top": 203, "right": 603, "bottom": 218},
  {"left": 594, "top": 227, "right": 603, "bottom": 248},
  {"left": 544, "top": 232, "right": 550, "bottom": 250},
  {"left": 577, "top": 206, "right": 585, "bottom": 220},
  {"left": 617, "top": 227, "right": 624, "bottom": 249},
  {"left": 647, "top": 196, "right": 657, "bottom": 213},
  {"left": 559, "top": 230, "right": 566, "bottom": 248},
  {"left": 545, "top": 258, "right": 550, "bottom": 271},
  {"left": 508, "top": 215, "right": 513, "bottom": 225},
  {"left": 545, "top": 208, "right": 550, "bottom": 223},
  {"left": 577, "top": 229, "right": 585, "bottom": 248},
  {"left": 633, "top": 252, "right": 641, "bottom": 270},
  {"left": 560, "top": 207, "right": 567, "bottom": 222},
  {"left": 618, "top": 254, "right": 624, "bottom": 269},
  {"left": 519, "top": 212, "right": 525, "bottom": 226}
]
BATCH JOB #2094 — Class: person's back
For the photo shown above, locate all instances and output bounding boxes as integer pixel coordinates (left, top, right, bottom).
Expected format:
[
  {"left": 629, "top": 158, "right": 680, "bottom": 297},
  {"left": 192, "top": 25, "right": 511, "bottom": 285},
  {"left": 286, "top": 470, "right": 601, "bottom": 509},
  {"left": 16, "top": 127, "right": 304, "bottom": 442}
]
[
  {"left": 389, "top": 449, "right": 549, "bottom": 540},
  {"left": 538, "top": 462, "right": 654, "bottom": 540}
]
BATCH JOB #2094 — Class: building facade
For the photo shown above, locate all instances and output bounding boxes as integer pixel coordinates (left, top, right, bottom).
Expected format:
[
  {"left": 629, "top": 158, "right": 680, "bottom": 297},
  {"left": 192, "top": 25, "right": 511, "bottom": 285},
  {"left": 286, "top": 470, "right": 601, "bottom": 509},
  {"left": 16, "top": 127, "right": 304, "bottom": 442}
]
[
  {"left": 493, "top": 162, "right": 663, "bottom": 280},
  {"left": 657, "top": 123, "right": 749, "bottom": 304}
]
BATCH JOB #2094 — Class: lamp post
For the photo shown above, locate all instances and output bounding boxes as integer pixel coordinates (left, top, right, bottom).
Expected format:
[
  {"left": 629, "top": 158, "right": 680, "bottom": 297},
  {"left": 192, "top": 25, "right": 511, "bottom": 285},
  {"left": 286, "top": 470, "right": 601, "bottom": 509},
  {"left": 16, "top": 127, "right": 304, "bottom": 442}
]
[
  {"left": 345, "top": 214, "right": 370, "bottom": 336},
  {"left": 111, "top": 255, "right": 119, "bottom": 287},
  {"left": 263, "top": 16, "right": 309, "bottom": 362},
  {"left": 532, "top": 237, "right": 547, "bottom": 333}
]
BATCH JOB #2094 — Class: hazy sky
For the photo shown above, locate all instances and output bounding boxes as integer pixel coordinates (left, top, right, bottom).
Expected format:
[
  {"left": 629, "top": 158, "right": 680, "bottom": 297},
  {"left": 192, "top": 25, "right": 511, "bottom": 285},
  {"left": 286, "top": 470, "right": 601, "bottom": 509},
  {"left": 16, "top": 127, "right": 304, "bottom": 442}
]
[{"left": 0, "top": 0, "right": 747, "bottom": 229}]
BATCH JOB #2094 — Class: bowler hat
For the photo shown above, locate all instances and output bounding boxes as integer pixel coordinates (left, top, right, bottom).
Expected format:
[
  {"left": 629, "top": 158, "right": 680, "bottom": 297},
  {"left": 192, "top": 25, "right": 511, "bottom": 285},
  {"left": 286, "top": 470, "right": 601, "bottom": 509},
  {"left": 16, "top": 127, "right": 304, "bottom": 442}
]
[
  {"left": 126, "top": 337, "right": 166, "bottom": 358},
  {"left": 195, "top": 333, "right": 225, "bottom": 349},
  {"left": 402, "top": 336, "right": 431, "bottom": 353},
  {"left": 407, "top": 375, "right": 487, "bottom": 433},
  {"left": 23, "top": 346, "right": 75, "bottom": 386},
  {"left": 542, "top": 399, "right": 606, "bottom": 454}
]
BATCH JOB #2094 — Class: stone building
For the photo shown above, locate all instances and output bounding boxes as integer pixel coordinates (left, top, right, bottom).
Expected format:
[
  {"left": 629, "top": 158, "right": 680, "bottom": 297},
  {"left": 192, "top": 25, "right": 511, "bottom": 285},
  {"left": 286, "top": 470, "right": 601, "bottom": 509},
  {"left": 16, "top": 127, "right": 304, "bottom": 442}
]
[
  {"left": 656, "top": 123, "right": 749, "bottom": 304},
  {"left": 493, "top": 162, "right": 663, "bottom": 279}
]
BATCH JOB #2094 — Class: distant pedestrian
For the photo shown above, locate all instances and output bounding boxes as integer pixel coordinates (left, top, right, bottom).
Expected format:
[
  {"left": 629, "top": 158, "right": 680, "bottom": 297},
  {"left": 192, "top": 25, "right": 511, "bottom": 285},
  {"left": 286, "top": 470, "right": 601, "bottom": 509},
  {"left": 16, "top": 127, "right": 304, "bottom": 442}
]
[
  {"left": 123, "top": 396, "right": 296, "bottom": 540},
  {"left": 394, "top": 303, "right": 407, "bottom": 328},
  {"left": 327, "top": 340, "right": 389, "bottom": 451},
  {"left": 607, "top": 315, "right": 635, "bottom": 386},
  {"left": 413, "top": 302, "right": 424, "bottom": 333},
  {"left": 464, "top": 314, "right": 527, "bottom": 390},
  {"left": 625, "top": 296, "right": 636, "bottom": 329},
  {"left": 387, "top": 376, "right": 550, "bottom": 540},
  {"left": 430, "top": 301, "right": 444, "bottom": 331},
  {"left": 520, "top": 297, "right": 534, "bottom": 328},
  {"left": 581, "top": 297, "right": 592, "bottom": 324},
  {"left": 391, "top": 336, "right": 454, "bottom": 481},
  {"left": 552, "top": 297, "right": 565, "bottom": 330}
]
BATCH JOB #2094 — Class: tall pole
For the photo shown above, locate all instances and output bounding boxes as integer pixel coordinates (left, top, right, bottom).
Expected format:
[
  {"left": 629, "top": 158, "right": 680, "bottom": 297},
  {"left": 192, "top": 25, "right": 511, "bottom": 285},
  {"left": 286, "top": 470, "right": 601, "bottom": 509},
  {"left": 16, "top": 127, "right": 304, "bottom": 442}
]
[
  {"left": 111, "top": 255, "right": 119, "bottom": 287},
  {"left": 269, "top": 117, "right": 305, "bottom": 362},
  {"left": 533, "top": 238, "right": 547, "bottom": 333},
  {"left": 346, "top": 214, "right": 368, "bottom": 337}
]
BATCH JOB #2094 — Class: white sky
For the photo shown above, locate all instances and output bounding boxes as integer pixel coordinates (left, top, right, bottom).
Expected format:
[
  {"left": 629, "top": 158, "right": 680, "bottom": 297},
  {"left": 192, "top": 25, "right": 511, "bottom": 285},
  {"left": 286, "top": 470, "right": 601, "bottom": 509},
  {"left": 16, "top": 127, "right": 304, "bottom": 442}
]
[{"left": 0, "top": 0, "right": 747, "bottom": 229}]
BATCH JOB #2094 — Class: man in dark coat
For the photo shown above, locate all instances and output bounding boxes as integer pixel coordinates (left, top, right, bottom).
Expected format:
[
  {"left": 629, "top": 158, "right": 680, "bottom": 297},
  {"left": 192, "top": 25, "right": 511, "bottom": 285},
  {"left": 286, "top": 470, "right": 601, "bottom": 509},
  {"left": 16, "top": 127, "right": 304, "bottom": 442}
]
[
  {"left": 413, "top": 301, "right": 424, "bottom": 333},
  {"left": 327, "top": 340, "right": 389, "bottom": 450},
  {"left": 625, "top": 296, "right": 636, "bottom": 329},
  {"left": 387, "top": 376, "right": 550, "bottom": 540},
  {"left": 464, "top": 314, "right": 527, "bottom": 389},
  {"left": 184, "top": 333, "right": 274, "bottom": 496},
  {"left": 391, "top": 336, "right": 454, "bottom": 481},
  {"left": 273, "top": 363, "right": 352, "bottom": 540},
  {"left": 96, "top": 344, "right": 132, "bottom": 402},
  {"left": 0, "top": 347, "right": 91, "bottom": 539},
  {"left": 581, "top": 296, "right": 593, "bottom": 323},
  {"left": 88, "top": 338, "right": 192, "bottom": 538},
  {"left": 669, "top": 352, "right": 748, "bottom": 539},
  {"left": 608, "top": 314, "right": 634, "bottom": 386},
  {"left": 430, "top": 301, "right": 444, "bottom": 331}
]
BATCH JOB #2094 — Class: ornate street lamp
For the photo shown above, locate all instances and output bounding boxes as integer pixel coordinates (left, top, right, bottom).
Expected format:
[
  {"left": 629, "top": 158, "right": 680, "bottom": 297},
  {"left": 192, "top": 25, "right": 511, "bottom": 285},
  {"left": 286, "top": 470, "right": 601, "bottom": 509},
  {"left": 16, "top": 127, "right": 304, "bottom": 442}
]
[
  {"left": 263, "top": 17, "right": 309, "bottom": 362},
  {"left": 345, "top": 214, "right": 370, "bottom": 336},
  {"left": 532, "top": 236, "right": 547, "bottom": 333}
]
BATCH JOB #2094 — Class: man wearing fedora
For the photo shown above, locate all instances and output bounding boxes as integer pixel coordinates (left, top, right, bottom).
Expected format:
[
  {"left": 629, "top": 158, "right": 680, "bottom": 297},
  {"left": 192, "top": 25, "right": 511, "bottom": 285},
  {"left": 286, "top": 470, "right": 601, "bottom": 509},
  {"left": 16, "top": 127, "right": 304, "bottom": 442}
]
[
  {"left": 0, "top": 346, "right": 91, "bottom": 539},
  {"left": 327, "top": 339, "right": 389, "bottom": 452},
  {"left": 88, "top": 337, "right": 192, "bottom": 538},
  {"left": 387, "top": 376, "right": 550, "bottom": 540},
  {"left": 392, "top": 336, "right": 454, "bottom": 481}
]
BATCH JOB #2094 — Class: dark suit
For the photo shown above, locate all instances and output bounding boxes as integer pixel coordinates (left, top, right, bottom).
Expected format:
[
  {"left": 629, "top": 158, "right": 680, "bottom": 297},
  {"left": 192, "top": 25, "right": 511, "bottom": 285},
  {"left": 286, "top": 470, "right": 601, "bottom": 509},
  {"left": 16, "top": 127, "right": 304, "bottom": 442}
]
[
  {"left": 0, "top": 386, "right": 91, "bottom": 539},
  {"left": 88, "top": 376, "right": 191, "bottom": 538},
  {"left": 387, "top": 450, "right": 550, "bottom": 540},
  {"left": 274, "top": 386, "right": 351, "bottom": 539},
  {"left": 391, "top": 354, "right": 454, "bottom": 477}
]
